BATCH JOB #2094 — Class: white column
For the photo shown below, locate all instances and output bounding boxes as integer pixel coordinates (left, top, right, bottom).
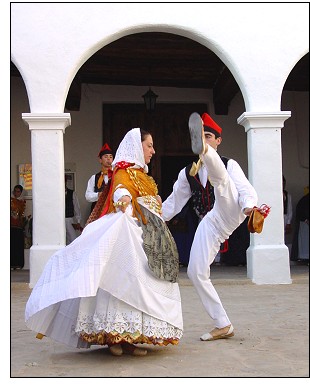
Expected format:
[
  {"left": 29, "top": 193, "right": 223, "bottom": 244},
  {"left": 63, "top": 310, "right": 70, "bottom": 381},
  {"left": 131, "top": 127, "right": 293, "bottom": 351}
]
[
  {"left": 237, "top": 112, "right": 292, "bottom": 284},
  {"left": 22, "top": 113, "right": 71, "bottom": 287}
]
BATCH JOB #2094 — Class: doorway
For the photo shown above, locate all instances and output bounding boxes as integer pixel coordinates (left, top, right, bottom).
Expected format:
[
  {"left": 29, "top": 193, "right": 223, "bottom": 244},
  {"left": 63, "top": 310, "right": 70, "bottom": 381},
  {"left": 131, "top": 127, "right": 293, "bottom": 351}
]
[{"left": 102, "top": 103, "right": 208, "bottom": 194}]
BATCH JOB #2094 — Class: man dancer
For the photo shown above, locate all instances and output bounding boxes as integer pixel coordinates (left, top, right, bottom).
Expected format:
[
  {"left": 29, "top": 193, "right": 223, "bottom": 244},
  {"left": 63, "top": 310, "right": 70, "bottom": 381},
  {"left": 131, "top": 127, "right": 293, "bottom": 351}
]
[{"left": 163, "top": 112, "right": 261, "bottom": 341}]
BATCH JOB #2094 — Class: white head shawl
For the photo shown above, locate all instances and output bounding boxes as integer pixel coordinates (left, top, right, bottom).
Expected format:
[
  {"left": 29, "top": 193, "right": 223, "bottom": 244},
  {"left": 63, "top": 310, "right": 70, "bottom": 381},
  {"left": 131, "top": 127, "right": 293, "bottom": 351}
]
[{"left": 112, "top": 128, "right": 148, "bottom": 173}]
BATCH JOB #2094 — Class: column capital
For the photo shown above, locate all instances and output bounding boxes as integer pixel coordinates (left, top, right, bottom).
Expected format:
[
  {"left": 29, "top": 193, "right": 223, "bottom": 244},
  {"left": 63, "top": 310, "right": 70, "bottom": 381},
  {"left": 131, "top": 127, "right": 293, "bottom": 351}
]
[
  {"left": 22, "top": 113, "right": 71, "bottom": 132},
  {"left": 237, "top": 111, "right": 291, "bottom": 132}
]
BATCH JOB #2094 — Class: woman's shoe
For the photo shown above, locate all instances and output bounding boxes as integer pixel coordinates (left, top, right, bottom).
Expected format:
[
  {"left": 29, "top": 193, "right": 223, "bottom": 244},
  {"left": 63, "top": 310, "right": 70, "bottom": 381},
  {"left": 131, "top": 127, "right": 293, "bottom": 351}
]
[
  {"left": 200, "top": 324, "right": 234, "bottom": 341},
  {"left": 108, "top": 344, "right": 123, "bottom": 356},
  {"left": 122, "top": 343, "right": 147, "bottom": 356}
]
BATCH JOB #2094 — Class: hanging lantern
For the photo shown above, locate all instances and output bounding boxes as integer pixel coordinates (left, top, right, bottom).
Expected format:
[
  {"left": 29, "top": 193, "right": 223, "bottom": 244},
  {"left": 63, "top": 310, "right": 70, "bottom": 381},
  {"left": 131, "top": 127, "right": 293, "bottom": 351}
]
[{"left": 142, "top": 88, "right": 158, "bottom": 111}]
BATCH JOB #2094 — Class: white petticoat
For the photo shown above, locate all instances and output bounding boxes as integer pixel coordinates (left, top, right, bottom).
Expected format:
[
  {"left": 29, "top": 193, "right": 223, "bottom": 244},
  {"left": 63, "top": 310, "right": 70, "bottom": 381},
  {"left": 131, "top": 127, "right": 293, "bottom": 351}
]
[{"left": 25, "top": 212, "right": 183, "bottom": 348}]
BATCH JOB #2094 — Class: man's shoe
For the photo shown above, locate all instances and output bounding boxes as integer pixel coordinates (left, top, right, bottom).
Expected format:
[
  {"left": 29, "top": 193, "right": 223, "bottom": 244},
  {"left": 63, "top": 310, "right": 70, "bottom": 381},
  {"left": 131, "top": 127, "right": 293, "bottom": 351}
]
[
  {"left": 200, "top": 324, "right": 234, "bottom": 341},
  {"left": 189, "top": 112, "right": 207, "bottom": 155},
  {"left": 108, "top": 344, "right": 123, "bottom": 356},
  {"left": 122, "top": 343, "right": 147, "bottom": 356}
]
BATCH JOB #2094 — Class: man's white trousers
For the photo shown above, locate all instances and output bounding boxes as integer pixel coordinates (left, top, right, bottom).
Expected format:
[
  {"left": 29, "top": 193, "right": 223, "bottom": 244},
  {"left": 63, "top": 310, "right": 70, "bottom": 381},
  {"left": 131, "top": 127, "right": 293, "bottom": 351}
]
[{"left": 187, "top": 145, "right": 245, "bottom": 328}]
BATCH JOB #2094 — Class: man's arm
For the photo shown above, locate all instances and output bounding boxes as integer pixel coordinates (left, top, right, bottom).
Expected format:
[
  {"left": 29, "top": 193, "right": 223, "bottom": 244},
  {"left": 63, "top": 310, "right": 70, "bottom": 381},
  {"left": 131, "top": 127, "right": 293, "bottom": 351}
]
[{"left": 227, "top": 159, "right": 258, "bottom": 213}]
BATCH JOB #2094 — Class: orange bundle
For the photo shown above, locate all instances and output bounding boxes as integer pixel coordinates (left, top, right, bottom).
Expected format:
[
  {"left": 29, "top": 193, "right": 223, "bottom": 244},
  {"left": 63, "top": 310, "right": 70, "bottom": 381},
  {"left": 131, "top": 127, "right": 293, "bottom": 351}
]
[{"left": 248, "top": 204, "right": 271, "bottom": 234}]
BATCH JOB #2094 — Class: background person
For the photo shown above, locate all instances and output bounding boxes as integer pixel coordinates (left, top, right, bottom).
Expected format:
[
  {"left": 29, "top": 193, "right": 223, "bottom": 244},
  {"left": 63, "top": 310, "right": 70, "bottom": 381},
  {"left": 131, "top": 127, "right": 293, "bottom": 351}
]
[
  {"left": 283, "top": 175, "right": 293, "bottom": 241},
  {"left": 85, "top": 143, "right": 114, "bottom": 214},
  {"left": 220, "top": 218, "right": 250, "bottom": 267},
  {"left": 291, "top": 186, "right": 309, "bottom": 263},
  {"left": 167, "top": 200, "right": 197, "bottom": 267},
  {"left": 10, "top": 184, "right": 26, "bottom": 269},
  {"left": 65, "top": 174, "right": 82, "bottom": 244}
]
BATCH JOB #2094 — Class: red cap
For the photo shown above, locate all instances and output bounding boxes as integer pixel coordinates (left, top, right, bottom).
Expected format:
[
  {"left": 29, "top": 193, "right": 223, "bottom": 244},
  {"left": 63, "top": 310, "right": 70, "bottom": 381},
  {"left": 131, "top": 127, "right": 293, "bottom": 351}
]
[
  {"left": 201, "top": 113, "right": 222, "bottom": 137},
  {"left": 98, "top": 143, "right": 113, "bottom": 157}
]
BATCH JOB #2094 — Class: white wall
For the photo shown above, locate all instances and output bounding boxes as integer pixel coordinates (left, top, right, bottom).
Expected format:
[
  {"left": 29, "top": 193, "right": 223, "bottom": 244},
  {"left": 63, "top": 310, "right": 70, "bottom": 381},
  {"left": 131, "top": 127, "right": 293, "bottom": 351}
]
[
  {"left": 9, "top": 2, "right": 309, "bottom": 285},
  {"left": 11, "top": 3, "right": 309, "bottom": 113},
  {"left": 10, "top": 2, "right": 309, "bottom": 227},
  {"left": 11, "top": 77, "right": 309, "bottom": 228}
]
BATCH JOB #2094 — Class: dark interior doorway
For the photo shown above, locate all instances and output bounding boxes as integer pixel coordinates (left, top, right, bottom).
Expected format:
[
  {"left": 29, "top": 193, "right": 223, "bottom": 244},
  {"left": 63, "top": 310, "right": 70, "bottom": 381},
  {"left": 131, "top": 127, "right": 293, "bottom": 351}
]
[
  {"left": 161, "top": 155, "right": 197, "bottom": 200},
  {"left": 102, "top": 103, "right": 208, "bottom": 194}
]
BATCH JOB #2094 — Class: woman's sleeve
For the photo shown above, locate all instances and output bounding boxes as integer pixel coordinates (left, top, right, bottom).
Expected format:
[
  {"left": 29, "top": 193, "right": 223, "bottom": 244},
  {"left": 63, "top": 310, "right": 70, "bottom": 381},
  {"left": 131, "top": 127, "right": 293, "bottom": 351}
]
[{"left": 113, "top": 187, "right": 132, "bottom": 202}]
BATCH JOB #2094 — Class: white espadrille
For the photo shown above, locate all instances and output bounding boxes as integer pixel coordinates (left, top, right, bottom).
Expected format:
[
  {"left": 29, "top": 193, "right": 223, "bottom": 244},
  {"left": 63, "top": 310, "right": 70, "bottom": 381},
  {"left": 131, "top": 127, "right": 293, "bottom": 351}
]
[
  {"left": 108, "top": 344, "right": 123, "bottom": 356},
  {"left": 188, "top": 112, "right": 206, "bottom": 155},
  {"left": 122, "top": 343, "right": 148, "bottom": 356},
  {"left": 200, "top": 324, "right": 234, "bottom": 341}
]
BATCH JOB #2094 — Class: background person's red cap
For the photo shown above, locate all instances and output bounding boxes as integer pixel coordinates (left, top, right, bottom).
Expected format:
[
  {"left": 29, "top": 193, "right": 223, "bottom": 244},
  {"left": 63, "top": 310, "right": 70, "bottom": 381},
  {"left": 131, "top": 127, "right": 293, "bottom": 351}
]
[
  {"left": 98, "top": 143, "right": 113, "bottom": 157},
  {"left": 202, "top": 113, "right": 222, "bottom": 137}
]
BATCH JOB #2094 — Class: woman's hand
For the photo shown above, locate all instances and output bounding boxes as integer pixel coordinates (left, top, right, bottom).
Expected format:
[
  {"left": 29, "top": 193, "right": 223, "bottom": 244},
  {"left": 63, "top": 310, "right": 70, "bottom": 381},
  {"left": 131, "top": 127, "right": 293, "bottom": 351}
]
[
  {"left": 114, "top": 195, "right": 131, "bottom": 213},
  {"left": 155, "top": 195, "right": 162, "bottom": 206}
]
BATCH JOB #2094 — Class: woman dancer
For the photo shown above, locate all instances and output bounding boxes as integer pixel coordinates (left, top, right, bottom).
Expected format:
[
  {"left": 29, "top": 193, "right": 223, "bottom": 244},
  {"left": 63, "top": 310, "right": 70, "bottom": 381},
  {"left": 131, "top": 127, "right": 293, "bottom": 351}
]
[{"left": 25, "top": 128, "right": 183, "bottom": 356}]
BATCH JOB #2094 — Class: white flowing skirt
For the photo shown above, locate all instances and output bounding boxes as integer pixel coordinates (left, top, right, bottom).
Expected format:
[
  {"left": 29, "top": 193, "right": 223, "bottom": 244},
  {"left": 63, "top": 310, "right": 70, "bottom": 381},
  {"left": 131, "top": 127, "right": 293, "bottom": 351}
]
[{"left": 25, "top": 212, "right": 183, "bottom": 348}]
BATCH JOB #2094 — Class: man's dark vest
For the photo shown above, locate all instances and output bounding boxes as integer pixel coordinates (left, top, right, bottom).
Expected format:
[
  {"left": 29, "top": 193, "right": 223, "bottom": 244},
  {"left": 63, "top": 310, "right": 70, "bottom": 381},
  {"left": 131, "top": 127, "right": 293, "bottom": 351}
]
[
  {"left": 94, "top": 172, "right": 106, "bottom": 193},
  {"left": 185, "top": 156, "right": 229, "bottom": 220},
  {"left": 65, "top": 188, "right": 74, "bottom": 218}
]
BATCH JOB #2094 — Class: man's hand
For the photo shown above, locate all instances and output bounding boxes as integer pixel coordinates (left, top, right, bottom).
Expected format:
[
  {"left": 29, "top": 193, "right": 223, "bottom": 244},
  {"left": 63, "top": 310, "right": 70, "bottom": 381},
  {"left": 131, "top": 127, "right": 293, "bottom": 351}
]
[
  {"left": 243, "top": 208, "right": 253, "bottom": 216},
  {"left": 244, "top": 205, "right": 271, "bottom": 218}
]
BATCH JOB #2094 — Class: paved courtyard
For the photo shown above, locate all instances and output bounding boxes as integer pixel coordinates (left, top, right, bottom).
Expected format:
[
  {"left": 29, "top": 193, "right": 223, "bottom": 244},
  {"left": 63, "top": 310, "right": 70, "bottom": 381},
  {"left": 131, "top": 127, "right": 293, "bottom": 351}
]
[{"left": 9, "top": 264, "right": 309, "bottom": 382}]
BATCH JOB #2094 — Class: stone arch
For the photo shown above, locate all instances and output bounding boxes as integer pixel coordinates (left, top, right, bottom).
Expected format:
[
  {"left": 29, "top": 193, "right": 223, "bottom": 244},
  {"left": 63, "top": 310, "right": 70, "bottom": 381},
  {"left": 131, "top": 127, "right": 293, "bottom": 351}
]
[
  {"left": 11, "top": 3, "right": 308, "bottom": 115},
  {"left": 282, "top": 52, "right": 309, "bottom": 97},
  {"left": 62, "top": 26, "right": 244, "bottom": 116},
  {"left": 65, "top": 30, "right": 242, "bottom": 115},
  {"left": 280, "top": 52, "right": 309, "bottom": 229},
  {"left": 10, "top": 24, "right": 247, "bottom": 114},
  {"left": 281, "top": 52, "right": 309, "bottom": 169}
]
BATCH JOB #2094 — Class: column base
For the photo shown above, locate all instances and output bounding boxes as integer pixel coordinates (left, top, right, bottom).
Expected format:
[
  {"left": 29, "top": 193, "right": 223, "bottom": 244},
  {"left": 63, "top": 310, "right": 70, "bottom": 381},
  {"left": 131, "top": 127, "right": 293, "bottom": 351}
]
[
  {"left": 247, "top": 244, "right": 292, "bottom": 284},
  {"left": 24, "top": 249, "right": 30, "bottom": 270},
  {"left": 29, "top": 245, "right": 65, "bottom": 288}
]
